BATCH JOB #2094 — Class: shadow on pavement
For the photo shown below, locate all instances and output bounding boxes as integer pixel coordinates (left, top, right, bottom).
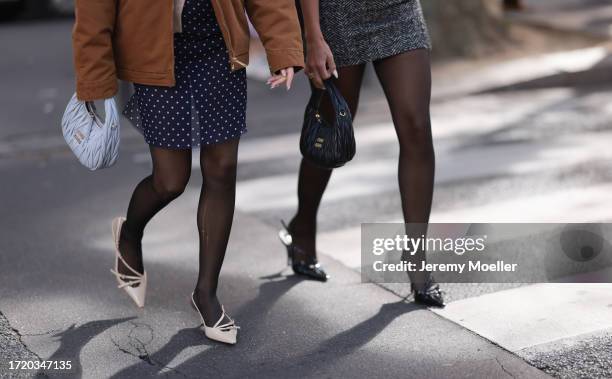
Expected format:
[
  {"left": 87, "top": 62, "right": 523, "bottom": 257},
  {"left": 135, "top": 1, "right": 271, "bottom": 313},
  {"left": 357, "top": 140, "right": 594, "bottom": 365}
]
[
  {"left": 253, "top": 300, "right": 419, "bottom": 378},
  {"left": 112, "top": 284, "right": 418, "bottom": 378},
  {"left": 450, "top": 52, "right": 612, "bottom": 153},
  {"left": 36, "top": 317, "right": 136, "bottom": 378},
  {"left": 477, "top": 53, "right": 612, "bottom": 94},
  {"left": 111, "top": 276, "right": 302, "bottom": 378}
]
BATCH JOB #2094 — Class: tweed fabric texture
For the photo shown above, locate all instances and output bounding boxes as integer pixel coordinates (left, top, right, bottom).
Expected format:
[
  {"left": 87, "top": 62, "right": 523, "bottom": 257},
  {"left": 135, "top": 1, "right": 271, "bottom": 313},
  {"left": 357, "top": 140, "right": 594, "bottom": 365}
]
[{"left": 319, "top": 0, "right": 430, "bottom": 67}]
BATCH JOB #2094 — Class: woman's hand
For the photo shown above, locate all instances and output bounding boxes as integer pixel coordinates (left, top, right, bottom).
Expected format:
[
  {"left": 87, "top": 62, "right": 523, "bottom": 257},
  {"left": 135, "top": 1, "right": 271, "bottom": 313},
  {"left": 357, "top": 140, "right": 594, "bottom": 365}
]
[
  {"left": 304, "top": 36, "right": 337, "bottom": 89},
  {"left": 267, "top": 67, "right": 295, "bottom": 90}
]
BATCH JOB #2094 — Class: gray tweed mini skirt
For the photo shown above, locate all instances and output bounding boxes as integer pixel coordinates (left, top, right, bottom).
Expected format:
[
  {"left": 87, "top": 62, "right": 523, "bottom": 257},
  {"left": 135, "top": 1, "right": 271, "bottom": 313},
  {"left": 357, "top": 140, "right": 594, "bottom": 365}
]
[{"left": 319, "top": 0, "right": 430, "bottom": 67}]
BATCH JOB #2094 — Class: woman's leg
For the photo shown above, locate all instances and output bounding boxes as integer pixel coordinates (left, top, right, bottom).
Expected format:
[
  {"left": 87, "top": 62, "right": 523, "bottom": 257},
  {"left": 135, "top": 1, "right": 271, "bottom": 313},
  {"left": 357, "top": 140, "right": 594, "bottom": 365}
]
[
  {"left": 193, "top": 139, "right": 240, "bottom": 326},
  {"left": 373, "top": 49, "right": 435, "bottom": 289},
  {"left": 288, "top": 64, "right": 367, "bottom": 262},
  {"left": 119, "top": 147, "right": 192, "bottom": 277}
]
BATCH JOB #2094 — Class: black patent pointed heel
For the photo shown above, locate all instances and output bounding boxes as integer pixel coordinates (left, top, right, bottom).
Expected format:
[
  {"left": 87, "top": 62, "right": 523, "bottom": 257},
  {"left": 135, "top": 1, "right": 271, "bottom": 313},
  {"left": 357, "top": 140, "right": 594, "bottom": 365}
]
[
  {"left": 278, "top": 220, "right": 329, "bottom": 282},
  {"left": 411, "top": 275, "right": 445, "bottom": 308}
]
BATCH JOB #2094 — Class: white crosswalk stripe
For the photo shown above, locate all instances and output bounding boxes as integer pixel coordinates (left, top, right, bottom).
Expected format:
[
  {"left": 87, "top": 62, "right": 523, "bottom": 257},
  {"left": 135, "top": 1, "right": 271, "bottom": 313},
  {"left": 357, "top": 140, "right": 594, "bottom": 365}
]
[{"left": 433, "top": 283, "right": 612, "bottom": 351}]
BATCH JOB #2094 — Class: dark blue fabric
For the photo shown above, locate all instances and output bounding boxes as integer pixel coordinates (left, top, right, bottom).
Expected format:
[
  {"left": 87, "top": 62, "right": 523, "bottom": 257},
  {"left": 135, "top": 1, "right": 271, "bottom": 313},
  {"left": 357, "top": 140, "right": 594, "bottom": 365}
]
[{"left": 124, "top": 0, "right": 247, "bottom": 149}]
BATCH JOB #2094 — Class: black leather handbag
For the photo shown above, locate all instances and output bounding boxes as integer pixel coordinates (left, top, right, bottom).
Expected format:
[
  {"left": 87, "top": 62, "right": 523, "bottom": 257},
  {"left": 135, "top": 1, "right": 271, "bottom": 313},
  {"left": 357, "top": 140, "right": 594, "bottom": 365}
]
[{"left": 300, "top": 79, "right": 356, "bottom": 169}]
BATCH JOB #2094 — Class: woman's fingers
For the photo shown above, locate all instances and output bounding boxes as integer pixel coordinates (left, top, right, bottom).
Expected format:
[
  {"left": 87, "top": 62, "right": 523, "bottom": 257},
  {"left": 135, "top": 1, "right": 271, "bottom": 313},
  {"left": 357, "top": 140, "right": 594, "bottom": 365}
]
[
  {"left": 307, "top": 69, "right": 325, "bottom": 89},
  {"left": 280, "top": 69, "right": 289, "bottom": 89},
  {"left": 317, "top": 63, "right": 330, "bottom": 81},
  {"left": 268, "top": 69, "right": 286, "bottom": 89},
  {"left": 313, "top": 51, "right": 337, "bottom": 86},
  {"left": 303, "top": 39, "right": 337, "bottom": 88},
  {"left": 268, "top": 68, "right": 295, "bottom": 90},
  {"left": 311, "top": 64, "right": 328, "bottom": 89},
  {"left": 285, "top": 68, "right": 294, "bottom": 90},
  {"left": 312, "top": 75, "right": 325, "bottom": 89},
  {"left": 305, "top": 62, "right": 326, "bottom": 89},
  {"left": 268, "top": 76, "right": 286, "bottom": 89},
  {"left": 326, "top": 54, "right": 338, "bottom": 79}
]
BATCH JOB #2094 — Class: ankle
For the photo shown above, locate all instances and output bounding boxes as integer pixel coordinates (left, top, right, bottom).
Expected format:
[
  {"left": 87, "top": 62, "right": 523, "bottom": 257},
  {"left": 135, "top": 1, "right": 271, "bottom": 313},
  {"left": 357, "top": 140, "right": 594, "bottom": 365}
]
[
  {"left": 287, "top": 217, "right": 299, "bottom": 234},
  {"left": 288, "top": 217, "right": 315, "bottom": 238},
  {"left": 120, "top": 225, "right": 143, "bottom": 245},
  {"left": 194, "top": 287, "right": 216, "bottom": 301},
  {"left": 410, "top": 272, "right": 432, "bottom": 291}
]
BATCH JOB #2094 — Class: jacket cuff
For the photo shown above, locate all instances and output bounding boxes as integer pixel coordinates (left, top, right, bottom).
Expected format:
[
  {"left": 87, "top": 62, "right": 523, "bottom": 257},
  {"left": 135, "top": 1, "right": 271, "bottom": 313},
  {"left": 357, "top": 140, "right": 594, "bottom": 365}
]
[
  {"left": 76, "top": 76, "right": 118, "bottom": 102},
  {"left": 266, "top": 49, "right": 305, "bottom": 74}
]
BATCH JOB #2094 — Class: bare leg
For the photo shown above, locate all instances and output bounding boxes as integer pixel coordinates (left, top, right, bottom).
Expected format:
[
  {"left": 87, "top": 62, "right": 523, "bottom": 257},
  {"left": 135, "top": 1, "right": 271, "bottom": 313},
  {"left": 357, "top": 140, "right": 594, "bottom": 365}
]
[
  {"left": 119, "top": 147, "right": 192, "bottom": 278},
  {"left": 373, "top": 49, "right": 435, "bottom": 290},
  {"left": 194, "top": 138, "right": 240, "bottom": 326},
  {"left": 288, "top": 64, "right": 367, "bottom": 263}
]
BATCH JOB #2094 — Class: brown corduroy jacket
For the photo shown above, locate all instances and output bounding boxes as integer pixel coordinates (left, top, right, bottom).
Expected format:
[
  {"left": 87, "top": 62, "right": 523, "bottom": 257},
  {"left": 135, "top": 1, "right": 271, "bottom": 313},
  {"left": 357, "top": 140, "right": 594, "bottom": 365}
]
[{"left": 73, "top": 0, "right": 305, "bottom": 101}]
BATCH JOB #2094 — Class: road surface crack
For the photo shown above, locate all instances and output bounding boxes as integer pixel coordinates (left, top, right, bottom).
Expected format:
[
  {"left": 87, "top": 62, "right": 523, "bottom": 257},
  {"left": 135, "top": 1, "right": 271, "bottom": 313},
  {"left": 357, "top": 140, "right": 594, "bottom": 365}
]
[
  {"left": 19, "top": 327, "right": 66, "bottom": 337},
  {"left": 496, "top": 356, "right": 516, "bottom": 378},
  {"left": 110, "top": 321, "right": 189, "bottom": 378},
  {"left": 0, "top": 311, "right": 47, "bottom": 375}
]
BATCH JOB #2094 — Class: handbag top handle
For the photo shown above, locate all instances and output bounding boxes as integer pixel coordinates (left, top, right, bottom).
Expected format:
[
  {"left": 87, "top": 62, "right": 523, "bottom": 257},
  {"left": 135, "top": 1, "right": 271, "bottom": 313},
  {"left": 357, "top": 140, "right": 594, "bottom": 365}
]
[{"left": 308, "top": 79, "right": 352, "bottom": 127}]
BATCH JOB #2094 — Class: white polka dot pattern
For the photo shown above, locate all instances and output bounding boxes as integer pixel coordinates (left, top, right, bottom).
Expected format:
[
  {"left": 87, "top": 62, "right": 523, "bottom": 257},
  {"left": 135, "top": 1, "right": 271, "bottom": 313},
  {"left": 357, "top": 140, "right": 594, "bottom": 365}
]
[{"left": 124, "top": 0, "right": 247, "bottom": 149}]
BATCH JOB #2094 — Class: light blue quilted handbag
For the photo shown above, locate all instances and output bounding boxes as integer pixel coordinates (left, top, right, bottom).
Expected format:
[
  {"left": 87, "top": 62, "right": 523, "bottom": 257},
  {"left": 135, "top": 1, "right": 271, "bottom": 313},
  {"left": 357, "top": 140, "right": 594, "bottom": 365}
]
[{"left": 61, "top": 94, "right": 121, "bottom": 170}]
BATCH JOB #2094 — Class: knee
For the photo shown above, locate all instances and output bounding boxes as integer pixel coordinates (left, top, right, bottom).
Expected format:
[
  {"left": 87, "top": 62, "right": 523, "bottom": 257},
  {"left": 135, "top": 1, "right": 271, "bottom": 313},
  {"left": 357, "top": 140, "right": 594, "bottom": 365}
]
[
  {"left": 396, "top": 111, "right": 433, "bottom": 155},
  {"left": 203, "top": 157, "right": 237, "bottom": 190},
  {"left": 152, "top": 173, "right": 189, "bottom": 201}
]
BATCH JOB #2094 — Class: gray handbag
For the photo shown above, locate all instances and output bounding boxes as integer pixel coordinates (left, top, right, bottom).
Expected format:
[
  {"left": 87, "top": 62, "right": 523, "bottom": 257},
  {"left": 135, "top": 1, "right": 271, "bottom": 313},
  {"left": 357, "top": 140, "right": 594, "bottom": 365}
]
[{"left": 61, "top": 94, "right": 121, "bottom": 170}]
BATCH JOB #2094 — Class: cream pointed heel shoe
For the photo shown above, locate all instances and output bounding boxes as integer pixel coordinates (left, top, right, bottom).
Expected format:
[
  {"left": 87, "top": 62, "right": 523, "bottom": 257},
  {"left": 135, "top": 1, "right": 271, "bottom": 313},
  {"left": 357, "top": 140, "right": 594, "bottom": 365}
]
[
  {"left": 110, "top": 217, "right": 147, "bottom": 308},
  {"left": 191, "top": 292, "right": 239, "bottom": 345}
]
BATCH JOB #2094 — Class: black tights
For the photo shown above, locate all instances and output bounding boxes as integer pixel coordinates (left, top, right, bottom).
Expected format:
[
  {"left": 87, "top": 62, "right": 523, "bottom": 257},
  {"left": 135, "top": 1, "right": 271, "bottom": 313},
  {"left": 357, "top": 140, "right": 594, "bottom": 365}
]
[
  {"left": 289, "top": 49, "right": 435, "bottom": 288},
  {"left": 119, "top": 139, "right": 239, "bottom": 325}
]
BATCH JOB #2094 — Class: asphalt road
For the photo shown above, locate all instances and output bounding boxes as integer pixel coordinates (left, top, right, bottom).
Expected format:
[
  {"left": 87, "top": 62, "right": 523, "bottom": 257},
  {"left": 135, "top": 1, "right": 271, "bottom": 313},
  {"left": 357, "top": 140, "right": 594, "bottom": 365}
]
[{"left": 2, "top": 15, "right": 612, "bottom": 379}]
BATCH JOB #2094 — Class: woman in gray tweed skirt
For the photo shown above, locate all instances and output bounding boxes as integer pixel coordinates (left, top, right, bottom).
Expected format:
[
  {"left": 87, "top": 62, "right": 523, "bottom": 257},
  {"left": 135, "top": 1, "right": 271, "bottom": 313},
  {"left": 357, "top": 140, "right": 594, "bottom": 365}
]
[{"left": 280, "top": 0, "right": 444, "bottom": 307}]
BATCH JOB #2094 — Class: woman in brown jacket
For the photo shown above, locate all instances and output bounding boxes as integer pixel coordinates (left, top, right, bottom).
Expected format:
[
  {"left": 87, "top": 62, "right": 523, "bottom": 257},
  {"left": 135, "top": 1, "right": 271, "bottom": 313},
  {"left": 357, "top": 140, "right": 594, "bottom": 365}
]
[{"left": 73, "top": 0, "right": 304, "bottom": 344}]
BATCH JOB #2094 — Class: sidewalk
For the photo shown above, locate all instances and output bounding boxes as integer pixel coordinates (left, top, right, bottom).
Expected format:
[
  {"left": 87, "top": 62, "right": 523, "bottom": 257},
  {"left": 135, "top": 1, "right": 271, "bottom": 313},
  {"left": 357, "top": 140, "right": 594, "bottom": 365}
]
[
  {"left": 3, "top": 12, "right": 612, "bottom": 378},
  {"left": 0, "top": 180, "right": 550, "bottom": 378}
]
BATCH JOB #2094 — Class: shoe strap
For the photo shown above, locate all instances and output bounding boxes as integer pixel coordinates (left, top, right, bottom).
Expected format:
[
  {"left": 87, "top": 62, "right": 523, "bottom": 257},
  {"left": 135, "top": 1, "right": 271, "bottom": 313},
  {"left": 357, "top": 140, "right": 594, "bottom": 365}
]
[
  {"left": 290, "top": 244, "right": 319, "bottom": 266},
  {"left": 114, "top": 219, "right": 144, "bottom": 278},
  {"left": 412, "top": 276, "right": 443, "bottom": 295},
  {"left": 279, "top": 220, "right": 293, "bottom": 247},
  {"left": 213, "top": 306, "right": 240, "bottom": 331},
  {"left": 280, "top": 220, "right": 315, "bottom": 263},
  {"left": 423, "top": 279, "right": 443, "bottom": 296},
  {"left": 114, "top": 253, "right": 143, "bottom": 278},
  {"left": 192, "top": 294, "right": 239, "bottom": 331},
  {"left": 117, "top": 279, "right": 142, "bottom": 289},
  {"left": 110, "top": 269, "right": 143, "bottom": 288},
  {"left": 280, "top": 219, "right": 290, "bottom": 233}
]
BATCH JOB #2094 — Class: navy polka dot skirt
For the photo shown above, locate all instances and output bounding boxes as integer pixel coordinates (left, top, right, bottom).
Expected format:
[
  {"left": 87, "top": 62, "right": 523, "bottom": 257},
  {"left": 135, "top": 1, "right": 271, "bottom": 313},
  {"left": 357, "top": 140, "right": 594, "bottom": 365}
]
[{"left": 124, "top": 0, "right": 247, "bottom": 149}]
